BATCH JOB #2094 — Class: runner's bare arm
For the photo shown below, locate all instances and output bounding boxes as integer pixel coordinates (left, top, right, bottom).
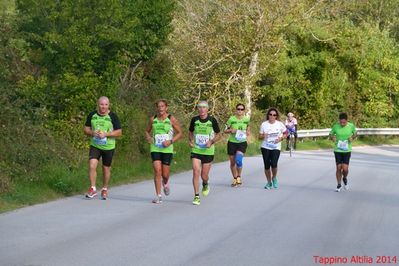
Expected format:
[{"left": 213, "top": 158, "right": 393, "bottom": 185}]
[
  {"left": 188, "top": 131, "right": 194, "bottom": 147},
  {"left": 84, "top": 126, "right": 94, "bottom": 137},
  {"left": 170, "top": 116, "right": 183, "bottom": 144},
  {"left": 145, "top": 117, "right": 154, "bottom": 144},
  {"left": 105, "top": 129, "right": 122, "bottom": 138}
]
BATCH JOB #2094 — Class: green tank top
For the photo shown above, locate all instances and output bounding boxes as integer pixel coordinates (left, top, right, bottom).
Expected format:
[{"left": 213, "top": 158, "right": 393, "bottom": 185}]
[
  {"left": 150, "top": 115, "right": 174, "bottom": 153},
  {"left": 191, "top": 118, "right": 216, "bottom": 155},
  {"left": 89, "top": 113, "right": 117, "bottom": 150},
  {"left": 226, "top": 115, "right": 250, "bottom": 143}
]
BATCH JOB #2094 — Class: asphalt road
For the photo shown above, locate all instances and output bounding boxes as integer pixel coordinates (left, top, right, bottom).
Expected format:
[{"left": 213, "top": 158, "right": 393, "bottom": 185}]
[{"left": 1, "top": 146, "right": 398, "bottom": 266}]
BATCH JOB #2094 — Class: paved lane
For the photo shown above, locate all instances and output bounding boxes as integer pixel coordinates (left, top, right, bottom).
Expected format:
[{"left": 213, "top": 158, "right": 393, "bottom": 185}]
[{"left": 1, "top": 146, "right": 398, "bottom": 266}]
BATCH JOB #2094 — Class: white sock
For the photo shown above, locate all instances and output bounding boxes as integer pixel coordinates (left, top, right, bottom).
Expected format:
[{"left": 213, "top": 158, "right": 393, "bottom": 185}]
[{"left": 91, "top": 186, "right": 96, "bottom": 191}]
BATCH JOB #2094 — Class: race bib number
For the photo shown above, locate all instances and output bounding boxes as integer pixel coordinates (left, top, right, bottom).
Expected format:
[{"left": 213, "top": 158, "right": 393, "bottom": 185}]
[
  {"left": 337, "top": 140, "right": 349, "bottom": 151},
  {"left": 155, "top": 134, "right": 169, "bottom": 148},
  {"left": 235, "top": 130, "right": 247, "bottom": 142},
  {"left": 266, "top": 139, "right": 278, "bottom": 149},
  {"left": 195, "top": 134, "right": 210, "bottom": 148},
  {"left": 93, "top": 137, "right": 107, "bottom": 145}
]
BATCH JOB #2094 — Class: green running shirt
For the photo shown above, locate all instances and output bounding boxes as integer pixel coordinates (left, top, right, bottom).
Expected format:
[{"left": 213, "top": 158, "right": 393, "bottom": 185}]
[
  {"left": 226, "top": 115, "right": 250, "bottom": 143},
  {"left": 330, "top": 122, "right": 357, "bottom": 153},
  {"left": 150, "top": 115, "right": 174, "bottom": 154},
  {"left": 85, "top": 111, "right": 121, "bottom": 150},
  {"left": 189, "top": 115, "right": 220, "bottom": 155}
]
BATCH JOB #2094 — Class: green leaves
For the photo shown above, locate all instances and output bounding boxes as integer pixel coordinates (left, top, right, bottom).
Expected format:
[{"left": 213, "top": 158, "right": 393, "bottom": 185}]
[{"left": 14, "top": 0, "right": 174, "bottom": 120}]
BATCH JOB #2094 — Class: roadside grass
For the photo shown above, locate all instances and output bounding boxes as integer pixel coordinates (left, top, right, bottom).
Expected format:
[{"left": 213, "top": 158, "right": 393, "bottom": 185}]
[{"left": 1, "top": 136, "right": 398, "bottom": 213}]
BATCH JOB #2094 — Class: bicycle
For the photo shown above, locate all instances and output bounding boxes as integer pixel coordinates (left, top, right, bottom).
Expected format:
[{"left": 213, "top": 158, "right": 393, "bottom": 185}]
[{"left": 287, "top": 131, "right": 295, "bottom": 157}]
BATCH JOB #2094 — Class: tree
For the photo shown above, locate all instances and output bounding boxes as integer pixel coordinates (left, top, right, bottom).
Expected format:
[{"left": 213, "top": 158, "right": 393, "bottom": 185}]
[
  {"left": 13, "top": 0, "right": 175, "bottom": 147},
  {"left": 166, "top": 0, "right": 305, "bottom": 121}
]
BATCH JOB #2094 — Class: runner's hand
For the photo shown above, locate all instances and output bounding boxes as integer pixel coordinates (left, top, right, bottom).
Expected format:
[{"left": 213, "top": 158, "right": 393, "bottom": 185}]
[
  {"left": 98, "top": 131, "right": 107, "bottom": 139},
  {"left": 163, "top": 140, "right": 172, "bottom": 147},
  {"left": 189, "top": 141, "right": 194, "bottom": 148},
  {"left": 206, "top": 140, "right": 213, "bottom": 148}
]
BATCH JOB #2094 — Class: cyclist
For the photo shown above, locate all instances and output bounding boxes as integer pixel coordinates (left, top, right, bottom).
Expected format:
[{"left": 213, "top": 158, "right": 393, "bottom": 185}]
[
  {"left": 329, "top": 112, "right": 357, "bottom": 192},
  {"left": 84, "top": 96, "right": 122, "bottom": 200},
  {"left": 259, "top": 107, "right": 287, "bottom": 189},
  {"left": 189, "top": 101, "right": 221, "bottom": 205},
  {"left": 224, "top": 103, "right": 250, "bottom": 187},
  {"left": 145, "top": 99, "right": 182, "bottom": 204},
  {"left": 285, "top": 112, "right": 298, "bottom": 150}
]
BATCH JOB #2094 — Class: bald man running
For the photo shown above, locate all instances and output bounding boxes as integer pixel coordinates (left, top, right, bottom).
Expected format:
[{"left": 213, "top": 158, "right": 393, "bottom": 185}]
[{"left": 84, "top": 96, "right": 122, "bottom": 200}]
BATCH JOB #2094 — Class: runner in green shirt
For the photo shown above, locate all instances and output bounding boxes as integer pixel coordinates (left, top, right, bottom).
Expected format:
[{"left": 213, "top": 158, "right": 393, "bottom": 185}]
[
  {"left": 84, "top": 96, "right": 122, "bottom": 200},
  {"left": 145, "top": 99, "right": 182, "bottom": 204},
  {"left": 188, "top": 100, "right": 221, "bottom": 205},
  {"left": 224, "top": 103, "right": 250, "bottom": 187},
  {"left": 329, "top": 112, "right": 357, "bottom": 192}
]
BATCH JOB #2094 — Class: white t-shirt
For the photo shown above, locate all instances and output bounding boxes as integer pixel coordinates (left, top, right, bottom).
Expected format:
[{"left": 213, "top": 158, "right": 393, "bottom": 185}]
[
  {"left": 259, "top": 121, "right": 287, "bottom": 150},
  {"left": 285, "top": 118, "right": 297, "bottom": 130}
]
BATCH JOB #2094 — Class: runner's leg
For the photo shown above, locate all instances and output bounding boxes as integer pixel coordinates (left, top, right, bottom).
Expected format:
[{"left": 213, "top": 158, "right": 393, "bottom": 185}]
[
  {"left": 192, "top": 158, "right": 201, "bottom": 194},
  {"left": 153, "top": 160, "right": 162, "bottom": 196},
  {"left": 229, "top": 155, "right": 237, "bottom": 178},
  {"left": 89, "top": 159, "right": 98, "bottom": 187},
  {"left": 102, "top": 165, "right": 111, "bottom": 189},
  {"left": 201, "top": 163, "right": 212, "bottom": 185}
]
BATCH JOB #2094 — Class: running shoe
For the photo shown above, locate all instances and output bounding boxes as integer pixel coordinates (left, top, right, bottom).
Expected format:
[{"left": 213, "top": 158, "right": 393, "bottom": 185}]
[
  {"left": 272, "top": 177, "right": 279, "bottom": 189},
  {"left": 163, "top": 181, "right": 170, "bottom": 196},
  {"left": 236, "top": 177, "right": 242, "bottom": 186},
  {"left": 343, "top": 177, "right": 349, "bottom": 190},
  {"left": 231, "top": 178, "right": 238, "bottom": 187},
  {"left": 335, "top": 184, "right": 342, "bottom": 192},
  {"left": 192, "top": 195, "right": 200, "bottom": 205},
  {"left": 85, "top": 187, "right": 97, "bottom": 198},
  {"left": 101, "top": 188, "right": 108, "bottom": 200},
  {"left": 202, "top": 184, "right": 210, "bottom": 196},
  {"left": 264, "top": 182, "right": 273, "bottom": 190},
  {"left": 152, "top": 195, "right": 162, "bottom": 204}
]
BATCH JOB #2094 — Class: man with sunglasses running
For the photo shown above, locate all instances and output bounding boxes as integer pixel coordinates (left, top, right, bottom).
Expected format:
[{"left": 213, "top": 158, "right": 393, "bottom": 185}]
[
  {"left": 224, "top": 103, "right": 250, "bottom": 187},
  {"left": 329, "top": 112, "right": 357, "bottom": 192},
  {"left": 189, "top": 101, "right": 221, "bottom": 205}
]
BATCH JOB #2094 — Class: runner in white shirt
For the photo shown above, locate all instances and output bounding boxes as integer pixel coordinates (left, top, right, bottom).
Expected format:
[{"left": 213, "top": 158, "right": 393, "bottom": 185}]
[{"left": 259, "top": 107, "right": 287, "bottom": 189}]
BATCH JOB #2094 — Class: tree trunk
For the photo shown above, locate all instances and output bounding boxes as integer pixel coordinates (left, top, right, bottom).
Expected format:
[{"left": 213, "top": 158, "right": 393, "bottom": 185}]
[{"left": 245, "top": 50, "right": 258, "bottom": 117}]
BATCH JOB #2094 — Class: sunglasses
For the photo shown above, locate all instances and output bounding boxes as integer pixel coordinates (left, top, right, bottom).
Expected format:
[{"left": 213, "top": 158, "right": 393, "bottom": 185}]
[
  {"left": 268, "top": 113, "right": 277, "bottom": 117},
  {"left": 237, "top": 108, "right": 245, "bottom": 111}
]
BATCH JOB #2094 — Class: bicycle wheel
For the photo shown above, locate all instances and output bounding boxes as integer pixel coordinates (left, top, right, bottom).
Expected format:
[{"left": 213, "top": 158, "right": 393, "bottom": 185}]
[{"left": 288, "top": 134, "right": 294, "bottom": 157}]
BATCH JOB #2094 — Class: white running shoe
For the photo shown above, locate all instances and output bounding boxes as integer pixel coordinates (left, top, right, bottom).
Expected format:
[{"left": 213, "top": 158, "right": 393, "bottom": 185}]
[
  {"left": 335, "top": 184, "right": 342, "bottom": 192},
  {"left": 163, "top": 182, "right": 170, "bottom": 196},
  {"left": 152, "top": 195, "right": 162, "bottom": 204}
]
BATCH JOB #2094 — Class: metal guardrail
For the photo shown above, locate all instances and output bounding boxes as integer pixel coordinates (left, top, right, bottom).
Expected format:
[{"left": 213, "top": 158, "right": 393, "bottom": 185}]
[{"left": 297, "top": 128, "right": 399, "bottom": 138}]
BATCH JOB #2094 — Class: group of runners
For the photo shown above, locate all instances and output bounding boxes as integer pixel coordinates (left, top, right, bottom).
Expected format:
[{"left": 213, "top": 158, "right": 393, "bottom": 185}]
[{"left": 84, "top": 96, "right": 357, "bottom": 204}]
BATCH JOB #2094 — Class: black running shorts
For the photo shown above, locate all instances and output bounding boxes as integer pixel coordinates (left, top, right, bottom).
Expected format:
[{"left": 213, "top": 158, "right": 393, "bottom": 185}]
[
  {"left": 191, "top": 153, "right": 214, "bottom": 164},
  {"left": 227, "top": 141, "right": 248, "bottom": 155},
  {"left": 151, "top": 152, "right": 173, "bottom": 166},
  {"left": 89, "top": 146, "right": 115, "bottom": 167},
  {"left": 334, "top": 152, "right": 351, "bottom": 165},
  {"left": 261, "top": 148, "right": 281, "bottom": 169}
]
